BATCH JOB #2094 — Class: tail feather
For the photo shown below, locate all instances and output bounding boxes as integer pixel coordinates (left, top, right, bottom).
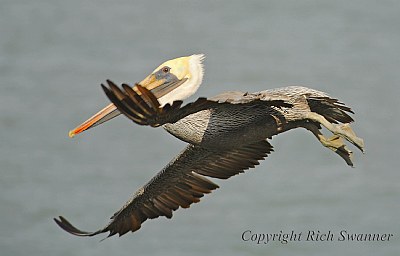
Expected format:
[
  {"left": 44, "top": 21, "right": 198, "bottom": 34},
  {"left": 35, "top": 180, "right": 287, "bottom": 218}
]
[{"left": 306, "top": 96, "right": 354, "bottom": 124}]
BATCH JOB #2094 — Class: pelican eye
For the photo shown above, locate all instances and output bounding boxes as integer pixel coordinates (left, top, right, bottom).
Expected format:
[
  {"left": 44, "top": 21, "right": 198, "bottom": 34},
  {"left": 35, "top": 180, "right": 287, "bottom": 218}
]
[{"left": 161, "top": 66, "right": 170, "bottom": 73}]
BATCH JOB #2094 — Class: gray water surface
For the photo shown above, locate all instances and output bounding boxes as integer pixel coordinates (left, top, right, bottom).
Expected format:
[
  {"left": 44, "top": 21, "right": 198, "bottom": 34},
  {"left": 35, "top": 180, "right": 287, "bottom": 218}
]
[{"left": 1, "top": 1, "right": 399, "bottom": 255}]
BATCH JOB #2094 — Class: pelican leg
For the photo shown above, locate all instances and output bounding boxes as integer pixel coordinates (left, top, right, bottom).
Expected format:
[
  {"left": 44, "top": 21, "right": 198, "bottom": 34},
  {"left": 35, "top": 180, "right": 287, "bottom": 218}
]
[
  {"left": 306, "top": 112, "right": 365, "bottom": 153},
  {"left": 302, "top": 122, "right": 354, "bottom": 166}
]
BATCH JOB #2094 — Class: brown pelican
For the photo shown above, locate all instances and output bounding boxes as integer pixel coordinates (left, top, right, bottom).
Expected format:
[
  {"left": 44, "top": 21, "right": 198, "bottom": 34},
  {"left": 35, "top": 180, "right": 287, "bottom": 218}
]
[{"left": 55, "top": 54, "right": 364, "bottom": 238}]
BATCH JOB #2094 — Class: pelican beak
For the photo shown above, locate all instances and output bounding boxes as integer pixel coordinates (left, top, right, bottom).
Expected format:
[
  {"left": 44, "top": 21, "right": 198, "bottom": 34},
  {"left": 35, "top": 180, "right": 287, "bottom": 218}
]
[
  {"left": 68, "top": 74, "right": 187, "bottom": 138},
  {"left": 68, "top": 103, "right": 119, "bottom": 138},
  {"left": 139, "top": 73, "right": 187, "bottom": 99}
]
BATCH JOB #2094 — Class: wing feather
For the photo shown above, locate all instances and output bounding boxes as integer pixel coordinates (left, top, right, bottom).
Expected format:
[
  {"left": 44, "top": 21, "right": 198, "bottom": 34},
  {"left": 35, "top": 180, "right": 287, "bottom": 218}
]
[
  {"left": 101, "top": 81, "right": 292, "bottom": 127},
  {"left": 54, "top": 140, "right": 273, "bottom": 238}
]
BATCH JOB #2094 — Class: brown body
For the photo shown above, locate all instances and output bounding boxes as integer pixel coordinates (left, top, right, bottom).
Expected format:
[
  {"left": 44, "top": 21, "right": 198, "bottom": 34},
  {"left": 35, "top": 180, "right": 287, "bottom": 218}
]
[{"left": 55, "top": 82, "right": 364, "bottom": 238}]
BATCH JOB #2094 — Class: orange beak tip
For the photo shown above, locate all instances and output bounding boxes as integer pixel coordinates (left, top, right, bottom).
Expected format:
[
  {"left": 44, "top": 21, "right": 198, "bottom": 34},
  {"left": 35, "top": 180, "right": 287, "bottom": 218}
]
[{"left": 68, "top": 130, "right": 76, "bottom": 138}]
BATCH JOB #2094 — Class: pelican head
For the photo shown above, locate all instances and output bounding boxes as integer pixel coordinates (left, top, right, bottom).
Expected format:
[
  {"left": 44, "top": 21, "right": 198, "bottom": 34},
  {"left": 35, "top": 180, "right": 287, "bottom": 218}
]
[{"left": 68, "top": 54, "right": 205, "bottom": 137}]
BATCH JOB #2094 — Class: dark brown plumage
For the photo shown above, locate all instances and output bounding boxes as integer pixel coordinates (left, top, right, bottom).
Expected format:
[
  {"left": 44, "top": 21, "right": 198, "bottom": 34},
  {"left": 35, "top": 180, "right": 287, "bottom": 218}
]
[{"left": 55, "top": 82, "right": 364, "bottom": 238}]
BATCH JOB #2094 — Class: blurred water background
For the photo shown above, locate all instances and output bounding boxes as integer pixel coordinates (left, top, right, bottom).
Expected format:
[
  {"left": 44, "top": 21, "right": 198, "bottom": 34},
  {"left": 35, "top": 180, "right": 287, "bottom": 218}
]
[{"left": 1, "top": 0, "right": 399, "bottom": 255}]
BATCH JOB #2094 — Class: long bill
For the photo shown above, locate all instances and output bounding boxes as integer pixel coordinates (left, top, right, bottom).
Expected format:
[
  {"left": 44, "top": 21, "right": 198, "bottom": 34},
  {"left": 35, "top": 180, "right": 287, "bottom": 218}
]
[
  {"left": 68, "top": 73, "right": 187, "bottom": 138},
  {"left": 68, "top": 103, "right": 119, "bottom": 138}
]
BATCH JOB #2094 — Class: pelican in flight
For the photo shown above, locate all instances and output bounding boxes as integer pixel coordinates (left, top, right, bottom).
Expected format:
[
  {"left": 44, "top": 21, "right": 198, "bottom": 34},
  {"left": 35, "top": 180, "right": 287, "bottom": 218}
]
[{"left": 55, "top": 54, "right": 364, "bottom": 238}]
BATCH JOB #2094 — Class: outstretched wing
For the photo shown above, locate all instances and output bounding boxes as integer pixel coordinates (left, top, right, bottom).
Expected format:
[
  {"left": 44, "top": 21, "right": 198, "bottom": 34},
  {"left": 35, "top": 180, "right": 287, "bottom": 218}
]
[
  {"left": 100, "top": 80, "right": 292, "bottom": 127},
  {"left": 54, "top": 139, "right": 273, "bottom": 238}
]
